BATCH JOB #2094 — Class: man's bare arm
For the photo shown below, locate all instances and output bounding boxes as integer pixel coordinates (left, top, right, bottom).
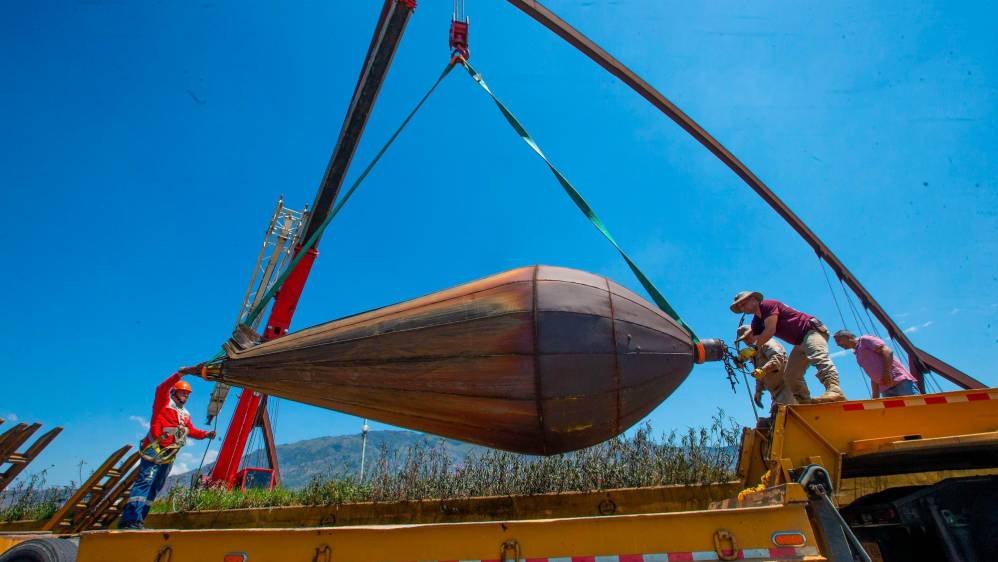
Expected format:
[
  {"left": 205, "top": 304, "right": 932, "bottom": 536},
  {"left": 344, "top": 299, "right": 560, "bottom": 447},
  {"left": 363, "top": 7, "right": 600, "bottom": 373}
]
[
  {"left": 754, "top": 315, "right": 779, "bottom": 348},
  {"left": 876, "top": 343, "right": 894, "bottom": 387}
]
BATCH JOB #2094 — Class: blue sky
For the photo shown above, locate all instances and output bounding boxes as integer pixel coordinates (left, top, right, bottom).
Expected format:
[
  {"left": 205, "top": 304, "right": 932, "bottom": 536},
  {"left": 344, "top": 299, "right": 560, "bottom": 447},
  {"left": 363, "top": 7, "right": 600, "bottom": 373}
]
[{"left": 2, "top": 1, "right": 995, "bottom": 485}]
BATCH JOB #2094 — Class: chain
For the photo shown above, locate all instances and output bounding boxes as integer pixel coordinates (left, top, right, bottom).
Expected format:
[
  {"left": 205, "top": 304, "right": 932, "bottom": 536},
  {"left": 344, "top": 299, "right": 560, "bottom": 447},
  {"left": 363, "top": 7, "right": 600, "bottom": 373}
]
[
  {"left": 720, "top": 349, "right": 740, "bottom": 393},
  {"left": 723, "top": 340, "right": 761, "bottom": 423}
]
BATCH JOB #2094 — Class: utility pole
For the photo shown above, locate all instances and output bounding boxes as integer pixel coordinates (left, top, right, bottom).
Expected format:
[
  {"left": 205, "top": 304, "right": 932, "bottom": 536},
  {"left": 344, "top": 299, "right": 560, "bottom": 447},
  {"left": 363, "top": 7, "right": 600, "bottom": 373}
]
[{"left": 359, "top": 420, "right": 369, "bottom": 481}]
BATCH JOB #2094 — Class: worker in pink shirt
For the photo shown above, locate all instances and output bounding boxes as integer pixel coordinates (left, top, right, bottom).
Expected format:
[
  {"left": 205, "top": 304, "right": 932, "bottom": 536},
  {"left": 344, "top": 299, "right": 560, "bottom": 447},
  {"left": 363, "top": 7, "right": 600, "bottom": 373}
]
[{"left": 832, "top": 330, "right": 920, "bottom": 398}]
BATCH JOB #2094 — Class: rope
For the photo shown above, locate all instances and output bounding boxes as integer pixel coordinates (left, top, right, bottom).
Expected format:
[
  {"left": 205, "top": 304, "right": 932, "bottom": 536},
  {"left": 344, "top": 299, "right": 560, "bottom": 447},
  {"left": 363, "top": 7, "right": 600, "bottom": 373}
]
[
  {"left": 458, "top": 57, "right": 697, "bottom": 341},
  {"left": 926, "top": 371, "right": 945, "bottom": 393},
  {"left": 839, "top": 277, "right": 866, "bottom": 334},
  {"left": 191, "top": 413, "right": 220, "bottom": 487},
  {"left": 818, "top": 256, "right": 848, "bottom": 330},
  {"left": 241, "top": 60, "right": 458, "bottom": 330},
  {"left": 863, "top": 306, "right": 883, "bottom": 339},
  {"left": 188, "top": 62, "right": 458, "bottom": 485},
  {"left": 826, "top": 271, "right": 871, "bottom": 395}
]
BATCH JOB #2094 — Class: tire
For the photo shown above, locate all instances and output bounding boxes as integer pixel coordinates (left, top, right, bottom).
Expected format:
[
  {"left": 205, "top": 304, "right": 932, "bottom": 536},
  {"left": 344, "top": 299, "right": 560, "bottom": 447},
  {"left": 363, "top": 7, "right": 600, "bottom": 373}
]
[{"left": 0, "top": 538, "right": 78, "bottom": 562}]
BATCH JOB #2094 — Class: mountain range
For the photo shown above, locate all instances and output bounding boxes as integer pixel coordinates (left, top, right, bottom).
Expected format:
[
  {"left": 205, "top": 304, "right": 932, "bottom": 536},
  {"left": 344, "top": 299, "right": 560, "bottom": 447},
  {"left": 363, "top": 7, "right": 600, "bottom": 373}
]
[{"left": 170, "top": 430, "right": 485, "bottom": 489}]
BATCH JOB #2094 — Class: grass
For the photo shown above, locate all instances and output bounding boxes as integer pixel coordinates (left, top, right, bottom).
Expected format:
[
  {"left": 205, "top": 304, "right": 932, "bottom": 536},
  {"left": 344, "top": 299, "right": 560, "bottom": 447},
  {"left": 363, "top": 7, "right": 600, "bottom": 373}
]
[
  {"left": 1, "top": 414, "right": 742, "bottom": 519},
  {"left": 0, "top": 469, "right": 72, "bottom": 523},
  {"left": 158, "top": 412, "right": 740, "bottom": 513}
]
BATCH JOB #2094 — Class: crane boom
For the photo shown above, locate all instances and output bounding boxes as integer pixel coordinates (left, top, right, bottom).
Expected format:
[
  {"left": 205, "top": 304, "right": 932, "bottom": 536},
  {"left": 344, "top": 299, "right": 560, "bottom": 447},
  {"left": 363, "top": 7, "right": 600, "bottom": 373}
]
[
  {"left": 208, "top": 0, "right": 418, "bottom": 489},
  {"left": 505, "top": 0, "right": 984, "bottom": 390}
]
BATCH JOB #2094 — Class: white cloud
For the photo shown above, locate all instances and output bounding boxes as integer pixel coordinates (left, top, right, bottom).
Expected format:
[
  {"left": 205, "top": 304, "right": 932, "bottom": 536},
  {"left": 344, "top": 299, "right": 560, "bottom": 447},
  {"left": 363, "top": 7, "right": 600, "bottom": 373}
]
[
  {"left": 168, "top": 450, "right": 215, "bottom": 476},
  {"left": 830, "top": 350, "right": 851, "bottom": 359},
  {"left": 169, "top": 452, "right": 195, "bottom": 476},
  {"left": 950, "top": 308, "right": 961, "bottom": 315},
  {"left": 129, "top": 415, "right": 150, "bottom": 430},
  {"left": 3, "top": 413, "right": 18, "bottom": 422},
  {"left": 904, "top": 320, "right": 934, "bottom": 334}
]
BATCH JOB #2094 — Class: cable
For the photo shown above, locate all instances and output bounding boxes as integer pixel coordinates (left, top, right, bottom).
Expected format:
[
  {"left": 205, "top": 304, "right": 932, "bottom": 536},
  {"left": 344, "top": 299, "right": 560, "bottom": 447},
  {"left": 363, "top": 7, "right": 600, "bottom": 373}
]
[
  {"left": 818, "top": 258, "right": 871, "bottom": 395},
  {"left": 839, "top": 277, "right": 866, "bottom": 334},
  {"left": 818, "top": 256, "right": 848, "bottom": 329},
  {"left": 458, "top": 56, "right": 697, "bottom": 340},
  {"left": 183, "top": 56, "right": 457, "bottom": 479},
  {"left": 240, "top": 60, "right": 459, "bottom": 330},
  {"left": 863, "top": 307, "right": 884, "bottom": 339},
  {"left": 192, "top": 413, "right": 221, "bottom": 487}
]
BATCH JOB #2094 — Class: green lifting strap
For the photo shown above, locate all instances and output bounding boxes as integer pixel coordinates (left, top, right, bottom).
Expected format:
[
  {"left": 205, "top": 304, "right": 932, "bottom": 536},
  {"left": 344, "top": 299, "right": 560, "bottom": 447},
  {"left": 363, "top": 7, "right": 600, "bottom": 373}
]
[
  {"left": 240, "top": 61, "right": 458, "bottom": 331},
  {"left": 459, "top": 58, "right": 698, "bottom": 341}
]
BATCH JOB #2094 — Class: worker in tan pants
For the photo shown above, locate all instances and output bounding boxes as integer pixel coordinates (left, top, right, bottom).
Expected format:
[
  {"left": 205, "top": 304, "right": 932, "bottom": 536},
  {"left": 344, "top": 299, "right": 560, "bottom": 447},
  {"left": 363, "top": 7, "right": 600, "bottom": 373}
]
[
  {"left": 730, "top": 291, "right": 845, "bottom": 403},
  {"left": 735, "top": 325, "right": 796, "bottom": 413}
]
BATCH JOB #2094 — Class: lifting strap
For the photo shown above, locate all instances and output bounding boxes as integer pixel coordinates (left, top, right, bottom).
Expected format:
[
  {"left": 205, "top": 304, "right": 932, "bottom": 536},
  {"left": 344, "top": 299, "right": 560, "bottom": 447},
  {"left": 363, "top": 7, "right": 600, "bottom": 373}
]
[
  {"left": 241, "top": 60, "right": 458, "bottom": 330},
  {"left": 458, "top": 58, "right": 698, "bottom": 341}
]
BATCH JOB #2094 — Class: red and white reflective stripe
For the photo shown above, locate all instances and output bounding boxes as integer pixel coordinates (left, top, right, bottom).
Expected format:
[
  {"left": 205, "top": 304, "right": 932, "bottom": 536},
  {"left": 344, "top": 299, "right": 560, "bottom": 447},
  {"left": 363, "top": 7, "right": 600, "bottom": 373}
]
[
  {"left": 410, "top": 546, "right": 819, "bottom": 561},
  {"left": 840, "top": 390, "right": 998, "bottom": 411}
]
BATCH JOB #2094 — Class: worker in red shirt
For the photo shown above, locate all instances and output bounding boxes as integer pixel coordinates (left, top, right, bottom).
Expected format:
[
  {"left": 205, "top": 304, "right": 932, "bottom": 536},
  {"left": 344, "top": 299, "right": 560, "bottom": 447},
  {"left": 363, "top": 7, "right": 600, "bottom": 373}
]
[
  {"left": 119, "top": 365, "right": 215, "bottom": 529},
  {"left": 730, "top": 291, "right": 845, "bottom": 403}
]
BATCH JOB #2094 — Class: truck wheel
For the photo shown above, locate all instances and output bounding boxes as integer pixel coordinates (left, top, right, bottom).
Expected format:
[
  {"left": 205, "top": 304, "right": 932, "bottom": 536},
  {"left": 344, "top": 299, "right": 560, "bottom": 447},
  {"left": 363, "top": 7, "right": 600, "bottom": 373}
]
[{"left": 0, "top": 538, "right": 78, "bottom": 562}]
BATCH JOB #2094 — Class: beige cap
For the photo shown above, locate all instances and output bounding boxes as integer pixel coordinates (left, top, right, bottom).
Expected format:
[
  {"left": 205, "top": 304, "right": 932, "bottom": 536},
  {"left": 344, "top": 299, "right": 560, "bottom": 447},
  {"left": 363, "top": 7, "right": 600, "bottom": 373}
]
[{"left": 730, "top": 290, "right": 763, "bottom": 313}]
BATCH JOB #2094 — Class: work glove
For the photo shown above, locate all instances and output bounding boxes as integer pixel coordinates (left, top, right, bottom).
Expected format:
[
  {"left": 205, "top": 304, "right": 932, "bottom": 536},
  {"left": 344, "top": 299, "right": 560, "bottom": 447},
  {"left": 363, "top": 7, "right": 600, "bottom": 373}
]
[
  {"left": 206, "top": 431, "right": 217, "bottom": 440},
  {"left": 751, "top": 368, "right": 766, "bottom": 380},
  {"left": 738, "top": 347, "right": 757, "bottom": 362},
  {"left": 754, "top": 392, "right": 765, "bottom": 409}
]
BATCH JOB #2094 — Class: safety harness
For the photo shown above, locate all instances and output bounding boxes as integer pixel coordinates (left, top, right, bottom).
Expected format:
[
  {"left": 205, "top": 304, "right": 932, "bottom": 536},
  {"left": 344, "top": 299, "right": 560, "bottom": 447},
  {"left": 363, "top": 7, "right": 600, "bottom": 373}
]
[{"left": 140, "top": 400, "right": 192, "bottom": 465}]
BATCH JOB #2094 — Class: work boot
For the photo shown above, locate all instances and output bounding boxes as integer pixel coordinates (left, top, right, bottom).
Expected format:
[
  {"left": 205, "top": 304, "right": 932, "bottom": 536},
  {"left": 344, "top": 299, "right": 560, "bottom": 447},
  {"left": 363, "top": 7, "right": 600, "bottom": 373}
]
[{"left": 811, "top": 373, "right": 845, "bottom": 403}]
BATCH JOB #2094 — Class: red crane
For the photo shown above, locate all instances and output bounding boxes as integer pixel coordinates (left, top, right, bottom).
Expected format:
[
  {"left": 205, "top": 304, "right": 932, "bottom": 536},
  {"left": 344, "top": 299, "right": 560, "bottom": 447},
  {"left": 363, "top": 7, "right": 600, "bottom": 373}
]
[{"left": 207, "top": 0, "right": 419, "bottom": 490}]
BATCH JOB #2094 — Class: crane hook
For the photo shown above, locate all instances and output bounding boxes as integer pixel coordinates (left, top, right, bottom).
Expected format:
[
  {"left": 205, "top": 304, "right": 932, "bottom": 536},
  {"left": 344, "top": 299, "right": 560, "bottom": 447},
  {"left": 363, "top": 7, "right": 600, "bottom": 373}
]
[{"left": 450, "top": 0, "right": 470, "bottom": 59}]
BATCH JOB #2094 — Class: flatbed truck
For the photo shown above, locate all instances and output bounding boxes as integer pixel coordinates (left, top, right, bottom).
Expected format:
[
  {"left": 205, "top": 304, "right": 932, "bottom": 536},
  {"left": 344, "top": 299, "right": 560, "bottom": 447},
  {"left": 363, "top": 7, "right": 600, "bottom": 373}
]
[{"left": 2, "top": 387, "right": 995, "bottom": 561}]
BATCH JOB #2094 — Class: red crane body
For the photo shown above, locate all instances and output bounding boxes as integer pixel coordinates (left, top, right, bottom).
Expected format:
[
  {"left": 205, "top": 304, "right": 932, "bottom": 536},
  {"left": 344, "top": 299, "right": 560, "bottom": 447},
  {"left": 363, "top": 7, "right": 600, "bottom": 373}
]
[
  {"left": 207, "top": 0, "right": 417, "bottom": 489},
  {"left": 209, "top": 248, "right": 318, "bottom": 489}
]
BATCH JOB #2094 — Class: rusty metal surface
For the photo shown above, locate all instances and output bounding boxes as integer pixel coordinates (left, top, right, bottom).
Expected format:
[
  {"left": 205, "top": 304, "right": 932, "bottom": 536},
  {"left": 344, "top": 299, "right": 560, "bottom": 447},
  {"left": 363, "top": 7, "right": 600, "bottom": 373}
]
[
  {"left": 41, "top": 445, "right": 133, "bottom": 532},
  {"left": 0, "top": 423, "right": 39, "bottom": 461},
  {"left": 221, "top": 266, "right": 694, "bottom": 455},
  {"left": 70, "top": 452, "right": 142, "bottom": 532},
  {"left": 0, "top": 426, "right": 63, "bottom": 493},
  {"left": 504, "top": 0, "right": 983, "bottom": 391}
]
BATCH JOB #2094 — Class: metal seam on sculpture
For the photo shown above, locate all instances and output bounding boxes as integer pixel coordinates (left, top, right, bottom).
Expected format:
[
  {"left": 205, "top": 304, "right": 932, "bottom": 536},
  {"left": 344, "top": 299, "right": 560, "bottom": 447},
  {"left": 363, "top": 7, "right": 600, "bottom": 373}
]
[
  {"left": 606, "top": 277, "right": 623, "bottom": 435},
  {"left": 531, "top": 265, "right": 547, "bottom": 455}
]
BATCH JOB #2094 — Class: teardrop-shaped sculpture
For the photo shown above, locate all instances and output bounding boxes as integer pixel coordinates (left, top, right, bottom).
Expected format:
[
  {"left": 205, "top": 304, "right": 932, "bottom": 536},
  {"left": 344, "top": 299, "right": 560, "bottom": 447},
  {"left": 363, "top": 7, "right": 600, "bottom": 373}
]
[{"left": 219, "top": 266, "right": 694, "bottom": 455}]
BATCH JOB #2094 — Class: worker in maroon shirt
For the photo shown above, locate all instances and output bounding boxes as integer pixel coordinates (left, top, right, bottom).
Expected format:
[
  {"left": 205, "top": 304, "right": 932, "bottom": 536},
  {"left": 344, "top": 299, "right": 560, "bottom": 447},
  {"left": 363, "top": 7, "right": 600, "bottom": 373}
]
[
  {"left": 730, "top": 291, "right": 845, "bottom": 403},
  {"left": 119, "top": 365, "right": 215, "bottom": 529}
]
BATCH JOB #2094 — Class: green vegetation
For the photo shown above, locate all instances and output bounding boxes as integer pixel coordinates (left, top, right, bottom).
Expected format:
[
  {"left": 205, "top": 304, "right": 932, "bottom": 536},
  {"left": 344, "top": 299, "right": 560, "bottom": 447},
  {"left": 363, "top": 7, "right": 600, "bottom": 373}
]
[
  {"left": 1, "top": 414, "right": 741, "bottom": 520},
  {"left": 158, "top": 414, "right": 740, "bottom": 513},
  {"left": 0, "top": 470, "right": 69, "bottom": 523}
]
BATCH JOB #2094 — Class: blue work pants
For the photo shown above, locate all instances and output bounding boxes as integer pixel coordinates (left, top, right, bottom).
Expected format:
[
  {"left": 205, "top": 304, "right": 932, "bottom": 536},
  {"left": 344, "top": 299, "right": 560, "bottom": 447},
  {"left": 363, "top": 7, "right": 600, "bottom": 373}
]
[
  {"left": 882, "top": 379, "right": 918, "bottom": 398},
  {"left": 118, "top": 458, "right": 172, "bottom": 528}
]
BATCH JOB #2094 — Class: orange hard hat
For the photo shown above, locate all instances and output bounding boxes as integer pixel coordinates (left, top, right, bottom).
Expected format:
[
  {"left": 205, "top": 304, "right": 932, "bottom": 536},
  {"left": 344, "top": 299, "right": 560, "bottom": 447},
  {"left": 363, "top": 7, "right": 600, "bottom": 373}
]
[{"left": 172, "top": 380, "right": 192, "bottom": 393}]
